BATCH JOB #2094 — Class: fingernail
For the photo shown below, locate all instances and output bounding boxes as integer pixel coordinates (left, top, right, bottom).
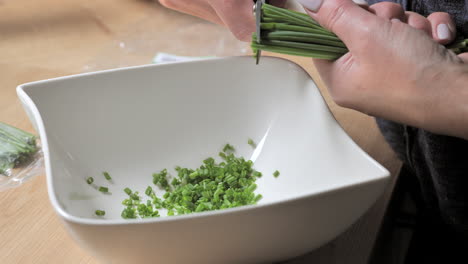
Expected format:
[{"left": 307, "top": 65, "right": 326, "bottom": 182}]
[
  {"left": 352, "top": 0, "right": 368, "bottom": 6},
  {"left": 437, "top": 24, "right": 451, "bottom": 40},
  {"left": 296, "top": 0, "right": 324, "bottom": 12}
]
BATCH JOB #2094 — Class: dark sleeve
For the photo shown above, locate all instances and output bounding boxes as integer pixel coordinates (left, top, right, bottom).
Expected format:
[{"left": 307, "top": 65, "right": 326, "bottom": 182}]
[{"left": 377, "top": 117, "right": 468, "bottom": 241}]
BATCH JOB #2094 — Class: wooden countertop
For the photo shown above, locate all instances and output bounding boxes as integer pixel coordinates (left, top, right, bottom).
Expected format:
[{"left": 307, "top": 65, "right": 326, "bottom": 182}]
[{"left": 0, "top": 0, "right": 401, "bottom": 263}]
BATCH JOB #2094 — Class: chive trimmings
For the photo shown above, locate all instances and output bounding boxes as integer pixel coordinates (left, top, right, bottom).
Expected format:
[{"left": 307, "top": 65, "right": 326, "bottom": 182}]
[
  {"left": 87, "top": 141, "right": 281, "bottom": 219},
  {"left": 120, "top": 144, "right": 264, "bottom": 219}
]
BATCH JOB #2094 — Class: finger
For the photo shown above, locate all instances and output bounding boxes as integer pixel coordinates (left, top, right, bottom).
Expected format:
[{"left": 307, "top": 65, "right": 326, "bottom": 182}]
[
  {"left": 295, "top": 0, "right": 377, "bottom": 46},
  {"left": 159, "top": 0, "right": 223, "bottom": 25},
  {"left": 208, "top": 0, "right": 255, "bottom": 42},
  {"left": 459, "top": 53, "right": 468, "bottom": 63},
  {"left": 368, "top": 2, "right": 406, "bottom": 22},
  {"left": 405, "top": 11, "right": 432, "bottom": 36},
  {"left": 427, "top": 12, "right": 456, "bottom": 44}
]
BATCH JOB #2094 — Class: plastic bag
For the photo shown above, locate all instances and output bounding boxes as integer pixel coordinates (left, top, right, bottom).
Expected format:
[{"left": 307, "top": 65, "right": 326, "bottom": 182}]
[
  {"left": 82, "top": 13, "right": 249, "bottom": 72},
  {"left": 0, "top": 122, "right": 44, "bottom": 191}
]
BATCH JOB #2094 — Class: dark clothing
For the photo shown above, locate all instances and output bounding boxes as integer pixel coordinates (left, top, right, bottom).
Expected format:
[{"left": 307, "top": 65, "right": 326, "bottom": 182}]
[
  {"left": 376, "top": 120, "right": 468, "bottom": 238},
  {"left": 366, "top": 0, "right": 468, "bottom": 255}
]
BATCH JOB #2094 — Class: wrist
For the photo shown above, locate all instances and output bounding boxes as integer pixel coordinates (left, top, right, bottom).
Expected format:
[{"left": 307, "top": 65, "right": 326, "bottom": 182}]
[{"left": 419, "top": 62, "right": 468, "bottom": 138}]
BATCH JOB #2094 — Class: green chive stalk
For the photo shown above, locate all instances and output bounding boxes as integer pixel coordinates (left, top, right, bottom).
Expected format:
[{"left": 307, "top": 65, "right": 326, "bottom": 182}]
[
  {"left": 252, "top": 3, "right": 468, "bottom": 60},
  {"left": 0, "top": 122, "right": 38, "bottom": 175}
]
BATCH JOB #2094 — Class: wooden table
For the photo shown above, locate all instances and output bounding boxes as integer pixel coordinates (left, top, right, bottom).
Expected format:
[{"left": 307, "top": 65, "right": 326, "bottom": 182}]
[{"left": 0, "top": 0, "right": 401, "bottom": 263}]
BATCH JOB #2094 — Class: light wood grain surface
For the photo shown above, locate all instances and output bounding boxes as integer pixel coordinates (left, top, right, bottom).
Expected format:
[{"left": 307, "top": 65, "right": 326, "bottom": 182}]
[{"left": 0, "top": 0, "right": 401, "bottom": 263}]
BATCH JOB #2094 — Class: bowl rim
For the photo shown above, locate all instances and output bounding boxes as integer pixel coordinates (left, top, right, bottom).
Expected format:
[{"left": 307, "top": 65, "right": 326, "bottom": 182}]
[{"left": 16, "top": 56, "right": 390, "bottom": 226}]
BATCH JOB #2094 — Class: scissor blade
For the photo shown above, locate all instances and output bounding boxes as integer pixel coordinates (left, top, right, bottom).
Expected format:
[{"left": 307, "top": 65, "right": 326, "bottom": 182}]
[
  {"left": 255, "top": 0, "right": 263, "bottom": 64},
  {"left": 256, "top": 50, "right": 261, "bottom": 65},
  {"left": 255, "top": 0, "right": 263, "bottom": 44}
]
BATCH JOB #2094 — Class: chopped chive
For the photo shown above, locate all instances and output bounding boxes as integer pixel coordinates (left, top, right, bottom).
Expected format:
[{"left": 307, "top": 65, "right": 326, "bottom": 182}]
[
  {"left": 0, "top": 122, "right": 38, "bottom": 175},
  {"left": 253, "top": 171, "right": 262, "bottom": 178},
  {"left": 153, "top": 169, "right": 170, "bottom": 191},
  {"left": 118, "top": 143, "right": 279, "bottom": 219},
  {"left": 121, "top": 206, "right": 136, "bottom": 219},
  {"left": 99, "top": 186, "right": 109, "bottom": 193},
  {"left": 103, "top": 171, "right": 112, "bottom": 181},
  {"left": 130, "top": 192, "right": 140, "bottom": 201},
  {"left": 95, "top": 210, "right": 105, "bottom": 216},
  {"left": 273, "top": 170, "right": 280, "bottom": 178},
  {"left": 122, "top": 199, "right": 133, "bottom": 206},
  {"left": 145, "top": 186, "right": 154, "bottom": 197},
  {"left": 247, "top": 138, "right": 257, "bottom": 148},
  {"left": 86, "top": 177, "right": 94, "bottom": 184},
  {"left": 222, "top": 143, "right": 235, "bottom": 153}
]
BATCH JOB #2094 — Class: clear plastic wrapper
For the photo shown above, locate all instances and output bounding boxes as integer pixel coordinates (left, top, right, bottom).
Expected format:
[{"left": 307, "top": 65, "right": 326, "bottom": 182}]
[
  {"left": 82, "top": 13, "right": 249, "bottom": 72},
  {"left": 0, "top": 122, "right": 44, "bottom": 191}
]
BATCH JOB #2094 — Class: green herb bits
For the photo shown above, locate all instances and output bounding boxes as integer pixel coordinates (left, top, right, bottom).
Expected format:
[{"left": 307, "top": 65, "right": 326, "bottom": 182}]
[
  {"left": 119, "top": 143, "right": 275, "bottom": 219},
  {"left": 95, "top": 210, "right": 105, "bottom": 216}
]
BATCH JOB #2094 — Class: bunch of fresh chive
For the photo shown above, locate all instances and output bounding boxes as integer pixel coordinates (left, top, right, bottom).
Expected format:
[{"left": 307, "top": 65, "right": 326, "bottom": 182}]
[
  {"left": 251, "top": 3, "right": 468, "bottom": 60},
  {"left": 0, "top": 122, "right": 38, "bottom": 175},
  {"left": 120, "top": 143, "right": 265, "bottom": 219}
]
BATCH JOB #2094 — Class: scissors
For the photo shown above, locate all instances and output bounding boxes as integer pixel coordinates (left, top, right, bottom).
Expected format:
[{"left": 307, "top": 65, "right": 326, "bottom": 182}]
[{"left": 253, "top": 0, "right": 266, "bottom": 64}]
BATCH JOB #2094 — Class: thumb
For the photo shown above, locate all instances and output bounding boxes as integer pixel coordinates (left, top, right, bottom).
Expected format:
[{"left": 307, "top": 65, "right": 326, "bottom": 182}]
[{"left": 295, "top": 0, "right": 375, "bottom": 46}]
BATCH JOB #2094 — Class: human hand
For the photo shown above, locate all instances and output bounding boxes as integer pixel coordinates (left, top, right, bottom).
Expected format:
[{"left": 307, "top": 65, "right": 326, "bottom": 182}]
[
  {"left": 158, "top": 0, "right": 287, "bottom": 41},
  {"left": 296, "top": 0, "right": 468, "bottom": 138}
]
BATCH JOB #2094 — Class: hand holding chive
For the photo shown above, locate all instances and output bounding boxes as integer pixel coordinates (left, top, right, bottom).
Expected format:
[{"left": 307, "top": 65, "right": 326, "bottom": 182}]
[
  {"left": 251, "top": 3, "right": 467, "bottom": 58},
  {"left": 293, "top": 0, "right": 468, "bottom": 139},
  {"left": 158, "top": 0, "right": 468, "bottom": 138}
]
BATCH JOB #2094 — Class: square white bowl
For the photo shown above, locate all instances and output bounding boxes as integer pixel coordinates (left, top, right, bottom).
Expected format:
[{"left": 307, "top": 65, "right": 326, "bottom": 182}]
[{"left": 18, "top": 57, "right": 389, "bottom": 264}]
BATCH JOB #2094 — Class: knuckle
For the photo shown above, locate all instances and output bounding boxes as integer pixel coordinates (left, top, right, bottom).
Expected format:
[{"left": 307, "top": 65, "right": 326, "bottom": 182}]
[
  {"left": 323, "top": 2, "right": 347, "bottom": 33},
  {"left": 372, "top": 2, "right": 404, "bottom": 18},
  {"left": 428, "top": 11, "right": 451, "bottom": 19},
  {"left": 413, "top": 22, "right": 428, "bottom": 31},
  {"left": 371, "top": 2, "right": 400, "bottom": 11},
  {"left": 379, "top": 2, "right": 402, "bottom": 9},
  {"left": 405, "top": 12, "right": 431, "bottom": 32}
]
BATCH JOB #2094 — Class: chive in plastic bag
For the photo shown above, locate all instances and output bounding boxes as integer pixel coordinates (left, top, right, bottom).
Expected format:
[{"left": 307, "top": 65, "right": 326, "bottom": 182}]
[{"left": 0, "top": 121, "right": 44, "bottom": 191}]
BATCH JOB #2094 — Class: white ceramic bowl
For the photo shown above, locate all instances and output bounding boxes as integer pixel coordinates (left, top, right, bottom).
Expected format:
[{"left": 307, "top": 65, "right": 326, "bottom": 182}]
[{"left": 17, "top": 57, "right": 389, "bottom": 264}]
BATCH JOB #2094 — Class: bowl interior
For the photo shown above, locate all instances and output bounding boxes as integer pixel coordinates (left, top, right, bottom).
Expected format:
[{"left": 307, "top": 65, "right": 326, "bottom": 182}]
[{"left": 19, "top": 57, "right": 388, "bottom": 220}]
